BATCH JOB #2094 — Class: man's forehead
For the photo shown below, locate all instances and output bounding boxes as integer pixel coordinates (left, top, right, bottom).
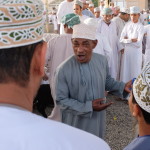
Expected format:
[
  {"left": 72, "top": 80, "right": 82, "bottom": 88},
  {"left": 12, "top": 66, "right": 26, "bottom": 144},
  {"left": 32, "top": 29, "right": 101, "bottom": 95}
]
[{"left": 72, "top": 38, "right": 91, "bottom": 42}]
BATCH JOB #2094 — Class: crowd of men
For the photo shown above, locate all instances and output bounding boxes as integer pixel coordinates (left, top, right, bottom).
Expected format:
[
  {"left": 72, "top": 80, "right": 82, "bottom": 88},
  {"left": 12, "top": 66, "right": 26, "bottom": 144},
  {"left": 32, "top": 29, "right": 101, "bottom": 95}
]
[{"left": 0, "top": 0, "right": 150, "bottom": 150}]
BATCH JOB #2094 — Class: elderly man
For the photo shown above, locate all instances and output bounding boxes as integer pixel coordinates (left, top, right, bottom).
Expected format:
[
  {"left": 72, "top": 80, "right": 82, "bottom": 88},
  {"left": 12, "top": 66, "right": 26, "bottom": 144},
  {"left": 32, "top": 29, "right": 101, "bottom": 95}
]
[
  {"left": 120, "top": 6, "right": 144, "bottom": 83},
  {"left": 97, "top": 8, "right": 123, "bottom": 80},
  {"left": 0, "top": 1, "right": 111, "bottom": 149},
  {"left": 55, "top": 18, "right": 132, "bottom": 138},
  {"left": 45, "top": 13, "right": 80, "bottom": 121},
  {"left": 124, "top": 62, "right": 150, "bottom": 150},
  {"left": 73, "top": 0, "right": 89, "bottom": 22},
  {"left": 57, "top": 0, "right": 74, "bottom": 34}
]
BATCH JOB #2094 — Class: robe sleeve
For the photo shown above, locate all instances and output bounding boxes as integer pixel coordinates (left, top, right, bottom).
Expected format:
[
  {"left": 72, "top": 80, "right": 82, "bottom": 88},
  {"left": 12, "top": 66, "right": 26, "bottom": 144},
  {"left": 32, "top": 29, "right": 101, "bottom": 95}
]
[
  {"left": 120, "top": 24, "right": 144, "bottom": 48},
  {"left": 57, "top": 3, "right": 64, "bottom": 24},
  {"left": 105, "top": 60, "right": 126, "bottom": 97},
  {"left": 55, "top": 67, "right": 93, "bottom": 117}
]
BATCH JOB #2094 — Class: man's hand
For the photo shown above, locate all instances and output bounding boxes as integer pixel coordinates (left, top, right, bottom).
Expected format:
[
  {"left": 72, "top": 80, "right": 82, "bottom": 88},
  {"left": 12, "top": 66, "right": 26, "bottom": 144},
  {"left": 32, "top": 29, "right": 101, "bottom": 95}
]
[
  {"left": 92, "top": 98, "right": 113, "bottom": 111},
  {"left": 131, "top": 38, "right": 138, "bottom": 42},
  {"left": 124, "top": 80, "right": 132, "bottom": 93}
]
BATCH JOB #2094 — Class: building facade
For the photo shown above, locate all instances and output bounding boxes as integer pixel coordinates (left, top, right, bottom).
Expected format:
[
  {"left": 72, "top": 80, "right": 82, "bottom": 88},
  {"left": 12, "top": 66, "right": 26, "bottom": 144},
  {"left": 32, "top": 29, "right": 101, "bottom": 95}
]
[{"left": 125, "top": 0, "right": 150, "bottom": 10}]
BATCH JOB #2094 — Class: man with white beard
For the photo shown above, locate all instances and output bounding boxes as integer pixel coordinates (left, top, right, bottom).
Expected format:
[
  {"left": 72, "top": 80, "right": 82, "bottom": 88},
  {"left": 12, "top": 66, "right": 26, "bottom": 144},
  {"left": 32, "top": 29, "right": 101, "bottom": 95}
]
[{"left": 120, "top": 6, "right": 144, "bottom": 82}]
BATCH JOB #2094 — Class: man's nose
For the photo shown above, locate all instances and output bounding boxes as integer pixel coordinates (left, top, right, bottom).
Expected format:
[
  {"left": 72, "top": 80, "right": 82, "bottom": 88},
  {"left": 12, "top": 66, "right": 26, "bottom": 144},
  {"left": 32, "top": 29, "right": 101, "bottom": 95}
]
[{"left": 77, "top": 45, "right": 84, "bottom": 52}]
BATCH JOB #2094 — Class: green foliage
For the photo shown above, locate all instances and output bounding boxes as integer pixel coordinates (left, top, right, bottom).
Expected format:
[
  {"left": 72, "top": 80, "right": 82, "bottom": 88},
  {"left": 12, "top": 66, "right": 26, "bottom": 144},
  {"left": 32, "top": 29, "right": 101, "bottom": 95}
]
[{"left": 92, "top": 0, "right": 98, "bottom": 7}]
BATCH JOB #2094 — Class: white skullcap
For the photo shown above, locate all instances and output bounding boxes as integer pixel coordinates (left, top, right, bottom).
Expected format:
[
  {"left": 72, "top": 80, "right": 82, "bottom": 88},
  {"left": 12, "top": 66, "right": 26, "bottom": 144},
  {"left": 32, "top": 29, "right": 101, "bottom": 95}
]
[
  {"left": 74, "top": 0, "right": 83, "bottom": 8},
  {"left": 102, "top": 8, "right": 113, "bottom": 15},
  {"left": 80, "top": 0, "right": 86, "bottom": 3},
  {"left": 120, "top": 8, "right": 129, "bottom": 14},
  {"left": 0, "top": 0, "right": 44, "bottom": 49},
  {"left": 130, "top": 6, "right": 140, "bottom": 14},
  {"left": 86, "top": 1, "right": 90, "bottom": 4},
  {"left": 94, "top": 7, "right": 100, "bottom": 12},
  {"left": 133, "top": 62, "right": 150, "bottom": 113},
  {"left": 89, "top": 3, "right": 94, "bottom": 7},
  {"left": 72, "top": 18, "right": 98, "bottom": 40}
]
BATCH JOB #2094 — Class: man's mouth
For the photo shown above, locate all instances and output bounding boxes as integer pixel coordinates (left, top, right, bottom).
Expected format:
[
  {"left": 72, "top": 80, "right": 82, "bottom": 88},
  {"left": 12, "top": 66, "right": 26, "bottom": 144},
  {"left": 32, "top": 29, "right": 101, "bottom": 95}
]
[{"left": 77, "top": 54, "right": 86, "bottom": 62}]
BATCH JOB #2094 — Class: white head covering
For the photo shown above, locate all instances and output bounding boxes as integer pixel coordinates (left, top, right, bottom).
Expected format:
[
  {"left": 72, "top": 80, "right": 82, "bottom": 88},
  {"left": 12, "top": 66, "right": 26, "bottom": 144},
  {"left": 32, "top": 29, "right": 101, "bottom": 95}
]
[
  {"left": 120, "top": 8, "right": 129, "bottom": 14},
  {"left": 0, "top": 0, "right": 44, "bottom": 49},
  {"left": 74, "top": 0, "right": 83, "bottom": 8},
  {"left": 89, "top": 3, "right": 94, "bottom": 7},
  {"left": 102, "top": 8, "right": 113, "bottom": 15},
  {"left": 133, "top": 62, "right": 150, "bottom": 113},
  {"left": 72, "top": 18, "right": 97, "bottom": 40},
  {"left": 94, "top": 7, "right": 100, "bottom": 13},
  {"left": 86, "top": 0, "right": 90, "bottom": 4},
  {"left": 130, "top": 6, "right": 140, "bottom": 14}
]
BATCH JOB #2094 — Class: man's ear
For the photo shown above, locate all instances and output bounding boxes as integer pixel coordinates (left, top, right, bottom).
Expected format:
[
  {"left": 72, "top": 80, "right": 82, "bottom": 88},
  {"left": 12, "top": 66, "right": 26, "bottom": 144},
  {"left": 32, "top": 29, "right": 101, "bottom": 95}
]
[
  {"left": 92, "top": 40, "right": 98, "bottom": 49},
  {"left": 132, "top": 104, "right": 142, "bottom": 117},
  {"left": 32, "top": 42, "right": 47, "bottom": 77}
]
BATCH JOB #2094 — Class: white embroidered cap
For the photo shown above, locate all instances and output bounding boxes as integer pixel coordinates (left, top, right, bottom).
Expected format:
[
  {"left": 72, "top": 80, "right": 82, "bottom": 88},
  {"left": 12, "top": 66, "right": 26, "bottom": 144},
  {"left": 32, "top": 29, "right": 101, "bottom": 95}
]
[
  {"left": 120, "top": 8, "right": 129, "bottom": 14},
  {"left": 74, "top": 0, "right": 83, "bottom": 8},
  {"left": 130, "top": 6, "right": 140, "bottom": 14},
  {"left": 0, "top": 0, "right": 44, "bottom": 49},
  {"left": 89, "top": 3, "right": 94, "bottom": 7},
  {"left": 94, "top": 7, "right": 100, "bottom": 12},
  {"left": 133, "top": 62, "right": 150, "bottom": 113},
  {"left": 72, "top": 18, "right": 97, "bottom": 40}
]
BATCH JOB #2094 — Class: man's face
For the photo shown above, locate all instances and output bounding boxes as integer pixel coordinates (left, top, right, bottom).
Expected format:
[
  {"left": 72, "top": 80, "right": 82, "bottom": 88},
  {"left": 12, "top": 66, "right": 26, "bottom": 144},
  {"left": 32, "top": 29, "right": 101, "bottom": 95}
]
[
  {"left": 72, "top": 38, "right": 97, "bottom": 63},
  {"left": 124, "top": 14, "right": 130, "bottom": 22},
  {"left": 73, "top": 4, "right": 82, "bottom": 15},
  {"left": 130, "top": 13, "right": 140, "bottom": 23},
  {"left": 67, "top": 0, "right": 73, "bottom": 2},
  {"left": 89, "top": 6, "right": 94, "bottom": 12},
  {"left": 103, "top": 14, "right": 112, "bottom": 23},
  {"left": 94, "top": 11, "right": 100, "bottom": 18}
]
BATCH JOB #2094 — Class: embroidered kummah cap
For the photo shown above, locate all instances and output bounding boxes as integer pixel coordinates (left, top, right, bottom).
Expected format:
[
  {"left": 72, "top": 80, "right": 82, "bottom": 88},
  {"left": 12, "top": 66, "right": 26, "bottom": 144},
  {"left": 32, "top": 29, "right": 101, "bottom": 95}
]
[
  {"left": 72, "top": 18, "right": 97, "bottom": 40},
  {"left": 74, "top": 0, "right": 83, "bottom": 8},
  {"left": 61, "top": 13, "right": 81, "bottom": 29},
  {"left": 101, "top": 8, "right": 113, "bottom": 15},
  {"left": 94, "top": 7, "right": 100, "bottom": 13},
  {"left": 130, "top": 6, "right": 140, "bottom": 14},
  {"left": 120, "top": 8, "right": 129, "bottom": 14},
  {"left": 80, "top": 0, "right": 86, "bottom": 3},
  {"left": 89, "top": 3, "right": 94, "bottom": 7},
  {"left": 0, "top": 0, "right": 44, "bottom": 49},
  {"left": 133, "top": 62, "right": 150, "bottom": 113}
]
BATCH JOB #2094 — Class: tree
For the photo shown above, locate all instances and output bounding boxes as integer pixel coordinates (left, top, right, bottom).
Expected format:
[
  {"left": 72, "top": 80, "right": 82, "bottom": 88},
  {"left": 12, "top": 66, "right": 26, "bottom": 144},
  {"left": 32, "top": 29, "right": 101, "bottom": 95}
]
[{"left": 92, "top": 0, "right": 98, "bottom": 7}]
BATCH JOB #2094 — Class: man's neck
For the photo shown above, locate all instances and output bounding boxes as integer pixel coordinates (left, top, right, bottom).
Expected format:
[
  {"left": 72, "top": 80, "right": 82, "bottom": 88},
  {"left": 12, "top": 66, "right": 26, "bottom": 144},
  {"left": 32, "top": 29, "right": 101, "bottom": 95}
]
[
  {"left": 138, "top": 121, "right": 150, "bottom": 137},
  {"left": 0, "top": 83, "right": 33, "bottom": 112}
]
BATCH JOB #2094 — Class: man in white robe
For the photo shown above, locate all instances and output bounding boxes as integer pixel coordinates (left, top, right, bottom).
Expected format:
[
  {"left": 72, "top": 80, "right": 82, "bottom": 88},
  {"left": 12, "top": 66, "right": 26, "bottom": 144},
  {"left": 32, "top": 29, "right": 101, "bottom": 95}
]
[
  {"left": 144, "top": 25, "right": 150, "bottom": 65},
  {"left": 94, "top": 7, "right": 102, "bottom": 22},
  {"left": 112, "top": 8, "right": 130, "bottom": 80},
  {"left": 45, "top": 14, "right": 80, "bottom": 121},
  {"left": 73, "top": 0, "right": 89, "bottom": 22},
  {"left": 120, "top": 6, "right": 144, "bottom": 82},
  {"left": 57, "top": 0, "right": 74, "bottom": 34},
  {"left": 97, "top": 8, "right": 123, "bottom": 79},
  {"left": 55, "top": 18, "right": 132, "bottom": 138}
]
